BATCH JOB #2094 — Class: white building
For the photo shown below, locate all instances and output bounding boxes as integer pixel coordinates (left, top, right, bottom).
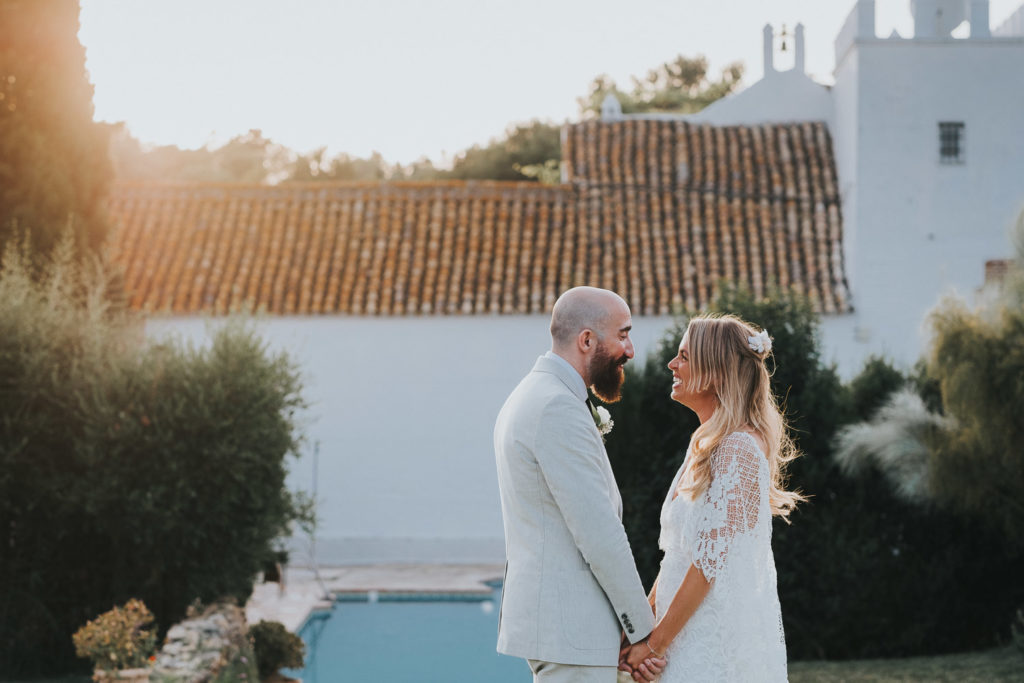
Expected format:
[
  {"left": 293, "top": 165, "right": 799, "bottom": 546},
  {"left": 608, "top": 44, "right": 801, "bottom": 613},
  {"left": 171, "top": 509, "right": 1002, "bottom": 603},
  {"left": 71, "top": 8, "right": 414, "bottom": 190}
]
[
  {"left": 830, "top": 0, "right": 1024, "bottom": 368},
  {"left": 108, "top": 0, "right": 1024, "bottom": 564},
  {"left": 645, "top": 0, "right": 1024, "bottom": 370}
]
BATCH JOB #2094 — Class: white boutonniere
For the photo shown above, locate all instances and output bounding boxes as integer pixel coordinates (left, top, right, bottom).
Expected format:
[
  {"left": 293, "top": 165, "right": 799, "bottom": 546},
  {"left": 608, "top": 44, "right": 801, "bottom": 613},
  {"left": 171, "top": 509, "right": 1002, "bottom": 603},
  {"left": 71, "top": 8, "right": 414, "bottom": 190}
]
[{"left": 594, "top": 406, "right": 614, "bottom": 436}]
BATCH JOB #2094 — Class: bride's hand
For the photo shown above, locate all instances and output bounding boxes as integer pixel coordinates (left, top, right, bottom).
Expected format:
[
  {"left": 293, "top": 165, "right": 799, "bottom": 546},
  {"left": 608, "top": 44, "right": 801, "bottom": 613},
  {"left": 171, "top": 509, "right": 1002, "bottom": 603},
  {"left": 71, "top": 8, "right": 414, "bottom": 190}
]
[{"left": 623, "top": 642, "right": 666, "bottom": 681}]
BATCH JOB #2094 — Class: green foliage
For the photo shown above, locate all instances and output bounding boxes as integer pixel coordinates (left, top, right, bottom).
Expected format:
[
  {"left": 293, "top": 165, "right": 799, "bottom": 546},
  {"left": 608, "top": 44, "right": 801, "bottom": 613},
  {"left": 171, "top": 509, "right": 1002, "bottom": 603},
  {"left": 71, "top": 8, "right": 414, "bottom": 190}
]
[
  {"left": 71, "top": 599, "right": 157, "bottom": 671},
  {"left": 249, "top": 620, "right": 305, "bottom": 678},
  {"left": 515, "top": 158, "right": 562, "bottom": 186},
  {"left": 604, "top": 316, "right": 696, "bottom": 578},
  {"left": 443, "top": 120, "right": 561, "bottom": 182},
  {"left": 578, "top": 55, "right": 744, "bottom": 117},
  {"left": 288, "top": 148, "right": 389, "bottom": 182},
  {"left": 210, "top": 645, "right": 260, "bottom": 683},
  {"left": 604, "top": 282, "right": 843, "bottom": 580},
  {"left": 0, "top": 247, "right": 310, "bottom": 676},
  {"left": 815, "top": 360, "right": 1024, "bottom": 660},
  {"left": 0, "top": 0, "right": 112, "bottom": 256},
  {"left": 1013, "top": 608, "right": 1024, "bottom": 655},
  {"left": 108, "top": 125, "right": 293, "bottom": 184},
  {"left": 110, "top": 119, "right": 558, "bottom": 185},
  {"left": 606, "top": 284, "right": 1024, "bottom": 660},
  {"left": 846, "top": 356, "right": 907, "bottom": 421},
  {"left": 925, "top": 285, "right": 1024, "bottom": 545}
]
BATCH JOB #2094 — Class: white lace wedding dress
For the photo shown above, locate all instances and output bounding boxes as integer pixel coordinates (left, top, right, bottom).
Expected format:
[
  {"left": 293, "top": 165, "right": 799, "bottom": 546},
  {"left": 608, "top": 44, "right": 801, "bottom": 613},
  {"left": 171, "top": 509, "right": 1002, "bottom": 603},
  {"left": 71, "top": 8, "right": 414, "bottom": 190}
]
[{"left": 654, "top": 431, "right": 788, "bottom": 682}]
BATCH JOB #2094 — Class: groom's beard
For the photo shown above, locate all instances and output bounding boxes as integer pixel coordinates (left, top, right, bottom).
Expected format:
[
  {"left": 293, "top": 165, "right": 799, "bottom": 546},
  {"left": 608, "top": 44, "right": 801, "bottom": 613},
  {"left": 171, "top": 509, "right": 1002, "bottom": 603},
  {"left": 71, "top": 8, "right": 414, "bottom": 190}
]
[{"left": 589, "top": 343, "right": 628, "bottom": 403}]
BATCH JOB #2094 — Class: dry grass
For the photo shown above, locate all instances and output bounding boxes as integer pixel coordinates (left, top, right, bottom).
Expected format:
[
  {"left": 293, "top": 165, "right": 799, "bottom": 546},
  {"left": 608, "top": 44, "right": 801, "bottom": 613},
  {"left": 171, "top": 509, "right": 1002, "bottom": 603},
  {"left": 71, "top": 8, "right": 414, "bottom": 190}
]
[{"left": 790, "top": 646, "right": 1024, "bottom": 682}]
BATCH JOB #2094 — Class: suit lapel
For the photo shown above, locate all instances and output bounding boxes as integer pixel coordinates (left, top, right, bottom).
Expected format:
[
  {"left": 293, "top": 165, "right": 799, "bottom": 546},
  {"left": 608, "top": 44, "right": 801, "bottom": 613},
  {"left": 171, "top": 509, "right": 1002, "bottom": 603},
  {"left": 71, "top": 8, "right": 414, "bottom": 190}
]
[{"left": 533, "top": 356, "right": 624, "bottom": 517}]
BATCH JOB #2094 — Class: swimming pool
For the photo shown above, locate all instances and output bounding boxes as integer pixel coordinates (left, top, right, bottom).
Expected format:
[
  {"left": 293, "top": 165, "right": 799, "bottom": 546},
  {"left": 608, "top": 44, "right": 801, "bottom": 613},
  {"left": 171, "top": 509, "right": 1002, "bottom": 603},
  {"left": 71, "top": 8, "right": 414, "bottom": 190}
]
[{"left": 287, "top": 582, "right": 529, "bottom": 682}]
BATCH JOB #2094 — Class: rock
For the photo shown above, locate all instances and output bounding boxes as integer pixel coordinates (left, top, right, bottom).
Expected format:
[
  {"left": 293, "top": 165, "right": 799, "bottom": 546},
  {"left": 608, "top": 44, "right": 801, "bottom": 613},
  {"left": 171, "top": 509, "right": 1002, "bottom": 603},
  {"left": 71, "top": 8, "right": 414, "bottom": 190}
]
[{"left": 151, "top": 601, "right": 255, "bottom": 683}]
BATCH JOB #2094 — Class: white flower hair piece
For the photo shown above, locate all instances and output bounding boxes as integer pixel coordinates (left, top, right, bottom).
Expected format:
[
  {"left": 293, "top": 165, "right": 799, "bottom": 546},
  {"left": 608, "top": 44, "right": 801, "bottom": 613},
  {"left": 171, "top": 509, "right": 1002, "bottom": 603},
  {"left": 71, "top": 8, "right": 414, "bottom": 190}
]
[
  {"left": 748, "top": 329, "right": 772, "bottom": 355},
  {"left": 595, "top": 406, "right": 614, "bottom": 436}
]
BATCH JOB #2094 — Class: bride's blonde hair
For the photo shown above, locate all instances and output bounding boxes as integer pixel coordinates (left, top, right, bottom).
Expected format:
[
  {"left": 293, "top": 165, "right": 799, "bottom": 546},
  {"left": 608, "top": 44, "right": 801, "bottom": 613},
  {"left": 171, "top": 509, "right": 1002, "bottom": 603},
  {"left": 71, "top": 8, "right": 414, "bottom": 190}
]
[{"left": 679, "top": 313, "right": 805, "bottom": 520}]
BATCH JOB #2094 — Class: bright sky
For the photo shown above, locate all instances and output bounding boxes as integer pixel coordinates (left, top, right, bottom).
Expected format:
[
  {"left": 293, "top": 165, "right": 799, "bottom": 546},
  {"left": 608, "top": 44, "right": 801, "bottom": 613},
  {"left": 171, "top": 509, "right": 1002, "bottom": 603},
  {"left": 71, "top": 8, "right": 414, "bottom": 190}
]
[{"left": 78, "top": 0, "right": 1022, "bottom": 165}]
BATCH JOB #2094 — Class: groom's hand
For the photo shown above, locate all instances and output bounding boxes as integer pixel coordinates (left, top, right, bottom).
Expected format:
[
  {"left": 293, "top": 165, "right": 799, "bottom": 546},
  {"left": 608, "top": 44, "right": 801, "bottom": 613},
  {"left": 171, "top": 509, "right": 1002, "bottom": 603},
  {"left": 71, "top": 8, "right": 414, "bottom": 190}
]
[
  {"left": 618, "top": 631, "right": 631, "bottom": 663},
  {"left": 623, "top": 642, "right": 666, "bottom": 682}
]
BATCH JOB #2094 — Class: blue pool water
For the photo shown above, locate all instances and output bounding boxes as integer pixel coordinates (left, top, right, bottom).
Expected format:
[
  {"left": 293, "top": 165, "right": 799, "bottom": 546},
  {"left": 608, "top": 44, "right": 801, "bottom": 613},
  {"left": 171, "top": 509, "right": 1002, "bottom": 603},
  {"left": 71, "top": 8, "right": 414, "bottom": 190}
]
[{"left": 287, "top": 583, "right": 530, "bottom": 683}]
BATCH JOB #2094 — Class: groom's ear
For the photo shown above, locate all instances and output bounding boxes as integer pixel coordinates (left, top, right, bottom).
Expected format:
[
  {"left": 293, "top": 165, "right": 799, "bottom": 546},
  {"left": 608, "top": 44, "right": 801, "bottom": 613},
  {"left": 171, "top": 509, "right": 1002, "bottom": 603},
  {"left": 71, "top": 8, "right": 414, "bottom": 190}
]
[{"left": 578, "top": 328, "right": 594, "bottom": 353}]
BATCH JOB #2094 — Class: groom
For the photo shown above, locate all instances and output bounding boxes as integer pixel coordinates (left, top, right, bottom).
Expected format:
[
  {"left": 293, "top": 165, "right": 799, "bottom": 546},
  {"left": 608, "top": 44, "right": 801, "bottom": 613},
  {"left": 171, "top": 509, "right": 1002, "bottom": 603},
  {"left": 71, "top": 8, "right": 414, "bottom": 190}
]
[{"left": 494, "top": 287, "right": 665, "bottom": 682}]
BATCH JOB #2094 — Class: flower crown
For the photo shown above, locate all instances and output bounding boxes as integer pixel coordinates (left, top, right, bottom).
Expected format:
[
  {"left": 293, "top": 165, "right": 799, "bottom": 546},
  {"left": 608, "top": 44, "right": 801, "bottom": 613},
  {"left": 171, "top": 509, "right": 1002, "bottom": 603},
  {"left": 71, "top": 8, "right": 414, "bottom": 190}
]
[{"left": 748, "top": 329, "right": 772, "bottom": 355}]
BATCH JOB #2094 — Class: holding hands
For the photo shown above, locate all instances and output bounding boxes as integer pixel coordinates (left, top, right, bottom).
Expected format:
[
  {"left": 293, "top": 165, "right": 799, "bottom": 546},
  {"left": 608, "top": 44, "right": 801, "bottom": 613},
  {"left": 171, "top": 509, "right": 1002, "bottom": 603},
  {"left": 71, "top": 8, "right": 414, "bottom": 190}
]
[{"left": 618, "top": 634, "right": 666, "bottom": 682}]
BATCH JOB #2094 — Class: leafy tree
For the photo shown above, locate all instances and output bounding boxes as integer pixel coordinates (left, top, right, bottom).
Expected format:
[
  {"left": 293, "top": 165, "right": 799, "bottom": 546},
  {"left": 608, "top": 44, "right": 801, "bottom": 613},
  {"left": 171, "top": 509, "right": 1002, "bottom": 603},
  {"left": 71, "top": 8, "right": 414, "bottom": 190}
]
[
  {"left": 214, "top": 129, "right": 291, "bottom": 183},
  {"left": 578, "top": 55, "right": 744, "bottom": 118},
  {"left": 393, "top": 156, "right": 444, "bottom": 181},
  {"left": 515, "top": 158, "right": 562, "bottom": 186},
  {"left": 109, "top": 125, "right": 292, "bottom": 184},
  {"left": 444, "top": 120, "right": 561, "bottom": 182},
  {"left": 0, "top": 245, "right": 311, "bottom": 676},
  {"left": 288, "top": 148, "right": 389, "bottom": 182},
  {"left": 0, "top": 0, "right": 112, "bottom": 255}
]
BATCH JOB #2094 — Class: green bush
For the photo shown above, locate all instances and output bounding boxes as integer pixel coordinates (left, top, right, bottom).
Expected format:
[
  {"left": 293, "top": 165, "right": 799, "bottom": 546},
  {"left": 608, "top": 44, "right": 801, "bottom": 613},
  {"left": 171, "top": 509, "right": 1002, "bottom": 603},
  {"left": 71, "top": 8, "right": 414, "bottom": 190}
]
[
  {"left": 71, "top": 599, "right": 157, "bottom": 671},
  {"left": 606, "top": 284, "right": 1024, "bottom": 660},
  {"left": 1013, "top": 608, "right": 1024, "bottom": 655},
  {"left": 845, "top": 356, "right": 907, "bottom": 421},
  {"left": 0, "top": 249, "right": 310, "bottom": 676},
  {"left": 606, "top": 283, "right": 845, "bottom": 587},
  {"left": 926, "top": 293, "right": 1024, "bottom": 546},
  {"left": 250, "top": 620, "right": 305, "bottom": 678}
]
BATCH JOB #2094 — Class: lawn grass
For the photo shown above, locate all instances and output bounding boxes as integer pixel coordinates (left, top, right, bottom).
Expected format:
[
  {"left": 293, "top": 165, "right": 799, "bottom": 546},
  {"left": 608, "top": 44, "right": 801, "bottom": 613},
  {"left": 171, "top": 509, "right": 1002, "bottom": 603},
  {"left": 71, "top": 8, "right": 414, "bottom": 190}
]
[{"left": 790, "top": 645, "right": 1024, "bottom": 682}]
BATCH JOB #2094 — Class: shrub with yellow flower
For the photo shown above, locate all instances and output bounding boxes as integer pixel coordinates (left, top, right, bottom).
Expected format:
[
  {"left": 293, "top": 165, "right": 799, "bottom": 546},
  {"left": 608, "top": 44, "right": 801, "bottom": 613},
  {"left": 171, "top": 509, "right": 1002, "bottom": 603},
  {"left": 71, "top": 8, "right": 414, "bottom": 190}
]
[{"left": 72, "top": 599, "right": 157, "bottom": 674}]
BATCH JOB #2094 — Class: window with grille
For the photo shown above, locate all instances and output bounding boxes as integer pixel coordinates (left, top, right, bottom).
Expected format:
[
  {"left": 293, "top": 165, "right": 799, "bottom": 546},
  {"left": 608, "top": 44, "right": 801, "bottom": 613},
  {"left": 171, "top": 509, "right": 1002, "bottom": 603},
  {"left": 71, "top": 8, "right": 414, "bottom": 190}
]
[{"left": 939, "top": 122, "right": 965, "bottom": 164}]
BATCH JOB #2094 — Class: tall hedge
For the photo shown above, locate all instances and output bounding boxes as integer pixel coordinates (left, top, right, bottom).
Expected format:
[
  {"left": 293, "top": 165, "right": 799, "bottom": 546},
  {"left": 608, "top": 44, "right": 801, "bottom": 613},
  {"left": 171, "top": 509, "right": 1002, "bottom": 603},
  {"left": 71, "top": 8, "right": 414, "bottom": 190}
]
[
  {"left": 605, "top": 284, "right": 1024, "bottom": 659},
  {"left": 0, "top": 0, "right": 112, "bottom": 255},
  {"left": 0, "top": 249, "right": 309, "bottom": 677}
]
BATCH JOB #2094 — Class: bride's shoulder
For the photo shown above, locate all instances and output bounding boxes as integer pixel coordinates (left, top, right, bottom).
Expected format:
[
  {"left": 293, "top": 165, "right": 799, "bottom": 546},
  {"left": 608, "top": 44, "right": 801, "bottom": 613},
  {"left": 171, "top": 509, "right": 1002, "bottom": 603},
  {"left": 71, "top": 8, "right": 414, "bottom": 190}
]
[{"left": 719, "top": 430, "right": 768, "bottom": 460}]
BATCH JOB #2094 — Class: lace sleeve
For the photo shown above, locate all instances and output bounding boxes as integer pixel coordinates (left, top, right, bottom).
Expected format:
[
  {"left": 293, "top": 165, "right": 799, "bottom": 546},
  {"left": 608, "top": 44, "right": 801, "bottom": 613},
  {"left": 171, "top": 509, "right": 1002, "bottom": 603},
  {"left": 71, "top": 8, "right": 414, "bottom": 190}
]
[{"left": 692, "top": 433, "right": 763, "bottom": 582}]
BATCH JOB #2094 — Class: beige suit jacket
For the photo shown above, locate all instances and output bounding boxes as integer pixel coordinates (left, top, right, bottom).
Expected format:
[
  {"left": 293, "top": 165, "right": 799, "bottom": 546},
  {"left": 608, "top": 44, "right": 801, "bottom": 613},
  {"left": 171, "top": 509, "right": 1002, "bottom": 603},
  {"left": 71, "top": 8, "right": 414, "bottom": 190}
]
[{"left": 494, "top": 354, "right": 654, "bottom": 666}]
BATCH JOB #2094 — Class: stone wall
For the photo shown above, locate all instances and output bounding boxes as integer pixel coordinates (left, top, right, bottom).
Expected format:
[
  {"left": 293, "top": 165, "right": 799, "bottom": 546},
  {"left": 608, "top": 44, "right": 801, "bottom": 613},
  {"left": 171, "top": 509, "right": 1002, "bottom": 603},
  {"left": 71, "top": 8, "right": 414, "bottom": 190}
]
[{"left": 151, "top": 602, "right": 258, "bottom": 683}]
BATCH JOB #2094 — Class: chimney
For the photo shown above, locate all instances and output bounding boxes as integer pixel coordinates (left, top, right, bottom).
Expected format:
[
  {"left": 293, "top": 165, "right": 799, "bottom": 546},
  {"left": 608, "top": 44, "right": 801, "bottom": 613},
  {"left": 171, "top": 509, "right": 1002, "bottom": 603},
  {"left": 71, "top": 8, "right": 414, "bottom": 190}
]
[
  {"left": 795, "top": 23, "right": 806, "bottom": 73},
  {"left": 984, "top": 259, "right": 1012, "bottom": 286},
  {"left": 763, "top": 24, "right": 775, "bottom": 74}
]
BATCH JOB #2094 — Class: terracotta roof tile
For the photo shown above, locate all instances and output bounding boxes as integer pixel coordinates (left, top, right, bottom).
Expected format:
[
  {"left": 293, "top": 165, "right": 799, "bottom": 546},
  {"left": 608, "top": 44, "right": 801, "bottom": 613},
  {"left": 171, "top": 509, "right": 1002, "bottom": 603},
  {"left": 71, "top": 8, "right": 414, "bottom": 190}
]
[{"left": 108, "top": 121, "right": 850, "bottom": 316}]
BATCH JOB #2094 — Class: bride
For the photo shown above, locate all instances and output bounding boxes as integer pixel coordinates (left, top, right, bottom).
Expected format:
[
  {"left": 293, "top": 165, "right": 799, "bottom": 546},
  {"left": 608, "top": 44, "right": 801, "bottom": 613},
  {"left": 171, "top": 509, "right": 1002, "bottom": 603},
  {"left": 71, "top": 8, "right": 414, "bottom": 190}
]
[{"left": 621, "top": 314, "right": 803, "bottom": 682}]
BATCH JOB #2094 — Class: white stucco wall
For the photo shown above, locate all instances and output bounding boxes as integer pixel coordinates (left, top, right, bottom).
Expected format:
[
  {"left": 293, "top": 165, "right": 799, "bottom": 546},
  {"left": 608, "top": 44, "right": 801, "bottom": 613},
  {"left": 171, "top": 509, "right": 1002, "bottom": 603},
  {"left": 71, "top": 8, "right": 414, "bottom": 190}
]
[
  {"left": 835, "top": 34, "right": 1024, "bottom": 372},
  {"left": 145, "top": 314, "right": 676, "bottom": 564},
  {"left": 690, "top": 68, "right": 833, "bottom": 128}
]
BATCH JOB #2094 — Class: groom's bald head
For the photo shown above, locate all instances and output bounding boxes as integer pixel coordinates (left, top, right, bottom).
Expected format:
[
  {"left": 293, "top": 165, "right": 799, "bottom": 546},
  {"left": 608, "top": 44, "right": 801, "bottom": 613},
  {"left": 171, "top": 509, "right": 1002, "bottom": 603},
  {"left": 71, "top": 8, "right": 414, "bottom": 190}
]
[
  {"left": 550, "top": 287, "right": 634, "bottom": 402},
  {"left": 550, "top": 287, "right": 627, "bottom": 349}
]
